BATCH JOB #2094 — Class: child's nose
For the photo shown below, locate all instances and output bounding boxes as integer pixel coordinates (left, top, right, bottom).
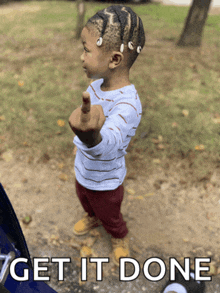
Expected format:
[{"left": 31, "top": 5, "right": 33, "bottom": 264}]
[{"left": 80, "top": 53, "right": 84, "bottom": 62}]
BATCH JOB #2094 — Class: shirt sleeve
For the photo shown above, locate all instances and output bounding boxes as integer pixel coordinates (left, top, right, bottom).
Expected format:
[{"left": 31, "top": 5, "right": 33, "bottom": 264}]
[{"left": 73, "top": 99, "right": 140, "bottom": 159}]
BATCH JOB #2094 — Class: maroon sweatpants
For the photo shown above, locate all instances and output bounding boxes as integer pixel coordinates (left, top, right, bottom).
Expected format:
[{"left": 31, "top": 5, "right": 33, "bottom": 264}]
[{"left": 75, "top": 180, "right": 128, "bottom": 239}]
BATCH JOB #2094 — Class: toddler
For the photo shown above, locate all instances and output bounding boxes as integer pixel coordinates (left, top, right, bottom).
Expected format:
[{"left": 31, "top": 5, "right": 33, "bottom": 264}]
[{"left": 69, "top": 5, "right": 145, "bottom": 266}]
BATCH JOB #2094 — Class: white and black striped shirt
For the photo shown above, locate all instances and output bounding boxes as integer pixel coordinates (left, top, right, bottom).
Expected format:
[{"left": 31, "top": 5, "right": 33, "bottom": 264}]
[{"left": 73, "top": 79, "right": 142, "bottom": 191}]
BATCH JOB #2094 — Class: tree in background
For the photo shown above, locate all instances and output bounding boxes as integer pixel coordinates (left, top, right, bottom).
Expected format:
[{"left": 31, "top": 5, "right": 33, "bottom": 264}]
[
  {"left": 75, "top": 0, "right": 85, "bottom": 39},
  {"left": 177, "top": 0, "right": 212, "bottom": 47}
]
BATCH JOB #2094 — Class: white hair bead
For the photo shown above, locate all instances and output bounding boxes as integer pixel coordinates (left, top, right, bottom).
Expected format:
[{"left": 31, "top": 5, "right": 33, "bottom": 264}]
[
  {"left": 137, "top": 46, "right": 142, "bottom": 53},
  {"left": 128, "top": 41, "right": 134, "bottom": 50},
  {"left": 120, "top": 43, "right": 124, "bottom": 53},
  {"left": 96, "top": 37, "right": 103, "bottom": 46}
]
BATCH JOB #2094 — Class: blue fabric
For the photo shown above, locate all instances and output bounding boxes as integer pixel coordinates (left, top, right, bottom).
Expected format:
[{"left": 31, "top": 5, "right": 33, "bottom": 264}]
[
  {"left": 0, "top": 184, "right": 57, "bottom": 293},
  {"left": 5, "top": 262, "right": 57, "bottom": 293}
]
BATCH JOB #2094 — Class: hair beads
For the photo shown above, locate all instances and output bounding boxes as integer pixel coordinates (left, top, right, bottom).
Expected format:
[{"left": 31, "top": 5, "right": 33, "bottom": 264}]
[
  {"left": 97, "top": 37, "right": 103, "bottom": 46},
  {"left": 112, "top": 6, "right": 127, "bottom": 53},
  {"left": 86, "top": 5, "right": 145, "bottom": 66},
  {"left": 137, "top": 46, "right": 142, "bottom": 53},
  {"left": 128, "top": 41, "right": 134, "bottom": 50},
  {"left": 96, "top": 12, "right": 108, "bottom": 47},
  {"left": 126, "top": 7, "right": 137, "bottom": 51},
  {"left": 120, "top": 43, "right": 124, "bottom": 53},
  {"left": 137, "top": 16, "right": 144, "bottom": 54}
]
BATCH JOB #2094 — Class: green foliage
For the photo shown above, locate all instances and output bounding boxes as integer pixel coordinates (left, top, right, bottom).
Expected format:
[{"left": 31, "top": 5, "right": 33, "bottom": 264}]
[{"left": 0, "top": 1, "right": 220, "bottom": 171}]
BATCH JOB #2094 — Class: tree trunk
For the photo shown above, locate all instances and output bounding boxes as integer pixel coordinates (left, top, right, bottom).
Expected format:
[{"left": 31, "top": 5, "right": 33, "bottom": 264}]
[
  {"left": 177, "top": 0, "right": 212, "bottom": 47},
  {"left": 75, "top": 0, "right": 85, "bottom": 40}
]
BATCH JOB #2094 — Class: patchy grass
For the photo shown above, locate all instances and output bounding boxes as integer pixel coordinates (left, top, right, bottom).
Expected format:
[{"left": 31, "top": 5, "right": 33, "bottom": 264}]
[{"left": 0, "top": 1, "right": 220, "bottom": 178}]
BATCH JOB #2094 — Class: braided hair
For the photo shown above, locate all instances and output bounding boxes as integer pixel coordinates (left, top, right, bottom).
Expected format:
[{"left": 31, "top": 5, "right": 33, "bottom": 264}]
[{"left": 86, "top": 5, "right": 145, "bottom": 68}]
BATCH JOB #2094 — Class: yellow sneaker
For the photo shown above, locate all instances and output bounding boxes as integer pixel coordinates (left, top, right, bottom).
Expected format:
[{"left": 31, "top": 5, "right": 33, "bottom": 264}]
[
  {"left": 73, "top": 214, "right": 102, "bottom": 236},
  {"left": 111, "top": 235, "right": 130, "bottom": 266}
]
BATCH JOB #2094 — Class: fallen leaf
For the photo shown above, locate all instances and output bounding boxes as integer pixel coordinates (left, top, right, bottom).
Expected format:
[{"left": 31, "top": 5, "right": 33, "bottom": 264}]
[
  {"left": 82, "top": 237, "right": 97, "bottom": 247},
  {"left": 80, "top": 246, "right": 92, "bottom": 257},
  {"left": 182, "top": 109, "right": 189, "bottom": 117},
  {"left": 207, "top": 251, "right": 212, "bottom": 257},
  {"left": 183, "top": 238, "right": 189, "bottom": 243},
  {"left": 158, "top": 135, "right": 163, "bottom": 142},
  {"left": 136, "top": 196, "right": 144, "bottom": 200},
  {"left": 50, "top": 235, "right": 59, "bottom": 241},
  {"left": 0, "top": 115, "right": 5, "bottom": 121},
  {"left": 126, "top": 188, "right": 135, "bottom": 195},
  {"left": 22, "top": 215, "right": 32, "bottom": 225},
  {"left": 49, "top": 234, "right": 60, "bottom": 246},
  {"left": 89, "top": 230, "right": 101, "bottom": 238},
  {"left": 153, "top": 159, "right": 161, "bottom": 164},
  {"left": 18, "top": 80, "right": 24, "bottom": 87},
  {"left": 195, "top": 144, "right": 205, "bottom": 151},
  {"left": 2, "top": 150, "right": 13, "bottom": 162},
  {"left": 58, "top": 163, "right": 64, "bottom": 169},
  {"left": 23, "top": 141, "right": 30, "bottom": 146},
  {"left": 157, "top": 144, "right": 165, "bottom": 150},
  {"left": 152, "top": 135, "right": 163, "bottom": 144},
  {"left": 208, "top": 262, "right": 217, "bottom": 276},
  {"left": 172, "top": 122, "right": 178, "bottom": 128},
  {"left": 212, "top": 118, "right": 220, "bottom": 124},
  {"left": 57, "top": 119, "right": 65, "bottom": 127},
  {"left": 58, "top": 173, "right": 69, "bottom": 181}
]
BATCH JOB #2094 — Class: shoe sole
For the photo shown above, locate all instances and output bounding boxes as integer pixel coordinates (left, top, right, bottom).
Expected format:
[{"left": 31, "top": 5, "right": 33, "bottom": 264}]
[
  {"left": 112, "top": 252, "right": 130, "bottom": 267},
  {"left": 73, "top": 222, "right": 102, "bottom": 236}
]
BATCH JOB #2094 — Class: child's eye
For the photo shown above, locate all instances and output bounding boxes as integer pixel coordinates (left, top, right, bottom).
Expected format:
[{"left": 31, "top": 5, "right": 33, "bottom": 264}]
[{"left": 84, "top": 47, "right": 89, "bottom": 53}]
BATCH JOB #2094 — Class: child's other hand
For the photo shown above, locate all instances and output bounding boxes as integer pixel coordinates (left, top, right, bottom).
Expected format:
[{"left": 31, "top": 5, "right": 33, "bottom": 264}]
[{"left": 69, "top": 91, "right": 105, "bottom": 147}]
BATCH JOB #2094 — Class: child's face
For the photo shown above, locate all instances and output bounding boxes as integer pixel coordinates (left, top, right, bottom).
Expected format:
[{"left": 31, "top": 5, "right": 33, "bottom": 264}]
[{"left": 80, "top": 26, "right": 112, "bottom": 80}]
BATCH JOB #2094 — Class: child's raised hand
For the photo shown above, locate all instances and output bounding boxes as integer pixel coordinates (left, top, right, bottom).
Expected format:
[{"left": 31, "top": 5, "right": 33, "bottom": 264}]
[{"left": 69, "top": 91, "right": 105, "bottom": 147}]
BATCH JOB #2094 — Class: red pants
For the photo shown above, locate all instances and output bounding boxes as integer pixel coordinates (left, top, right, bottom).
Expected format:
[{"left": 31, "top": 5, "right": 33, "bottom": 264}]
[{"left": 75, "top": 180, "right": 128, "bottom": 238}]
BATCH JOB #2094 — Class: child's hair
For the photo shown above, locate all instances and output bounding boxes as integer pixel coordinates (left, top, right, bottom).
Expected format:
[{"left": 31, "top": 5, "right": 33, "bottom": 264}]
[{"left": 86, "top": 5, "right": 145, "bottom": 68}]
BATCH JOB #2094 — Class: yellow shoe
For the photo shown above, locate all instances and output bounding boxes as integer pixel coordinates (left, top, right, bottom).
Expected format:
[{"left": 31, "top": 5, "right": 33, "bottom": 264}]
[
  {"left": 73, "top": 214, "right": 102, "bottom": 236},
  {"left": 111, "top": 235, "right": 130, "bottom": 266}
]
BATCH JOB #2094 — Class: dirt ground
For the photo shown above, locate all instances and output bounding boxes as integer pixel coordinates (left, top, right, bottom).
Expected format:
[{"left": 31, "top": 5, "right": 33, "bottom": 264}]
[
  {"left": 1, "top": 2, "right": 220, "bottom": 291},
  {"left": 1, "top": 150, "right": 220, "bottom": 281}
]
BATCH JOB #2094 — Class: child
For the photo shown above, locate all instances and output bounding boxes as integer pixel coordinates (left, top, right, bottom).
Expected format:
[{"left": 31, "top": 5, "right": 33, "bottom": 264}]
[{"left": 69, "top": 5, "right": 145, "bottom": 266}]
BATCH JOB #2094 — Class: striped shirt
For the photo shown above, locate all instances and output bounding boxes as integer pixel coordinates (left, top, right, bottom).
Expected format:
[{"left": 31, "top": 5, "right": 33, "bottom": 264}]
[{"left": 73, "top": 79, "right": 142, "bottom": 191}]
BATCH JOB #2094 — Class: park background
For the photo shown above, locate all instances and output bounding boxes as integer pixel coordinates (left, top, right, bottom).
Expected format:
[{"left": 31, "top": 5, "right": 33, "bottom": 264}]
[{"left": 1, "top": 0, "right": 220, "bottom": 292}]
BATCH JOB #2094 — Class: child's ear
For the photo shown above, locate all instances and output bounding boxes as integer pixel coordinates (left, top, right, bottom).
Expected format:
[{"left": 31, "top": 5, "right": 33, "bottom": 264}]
[{"left": 109, "top": 52, "right": 124, "bottom": 69}]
